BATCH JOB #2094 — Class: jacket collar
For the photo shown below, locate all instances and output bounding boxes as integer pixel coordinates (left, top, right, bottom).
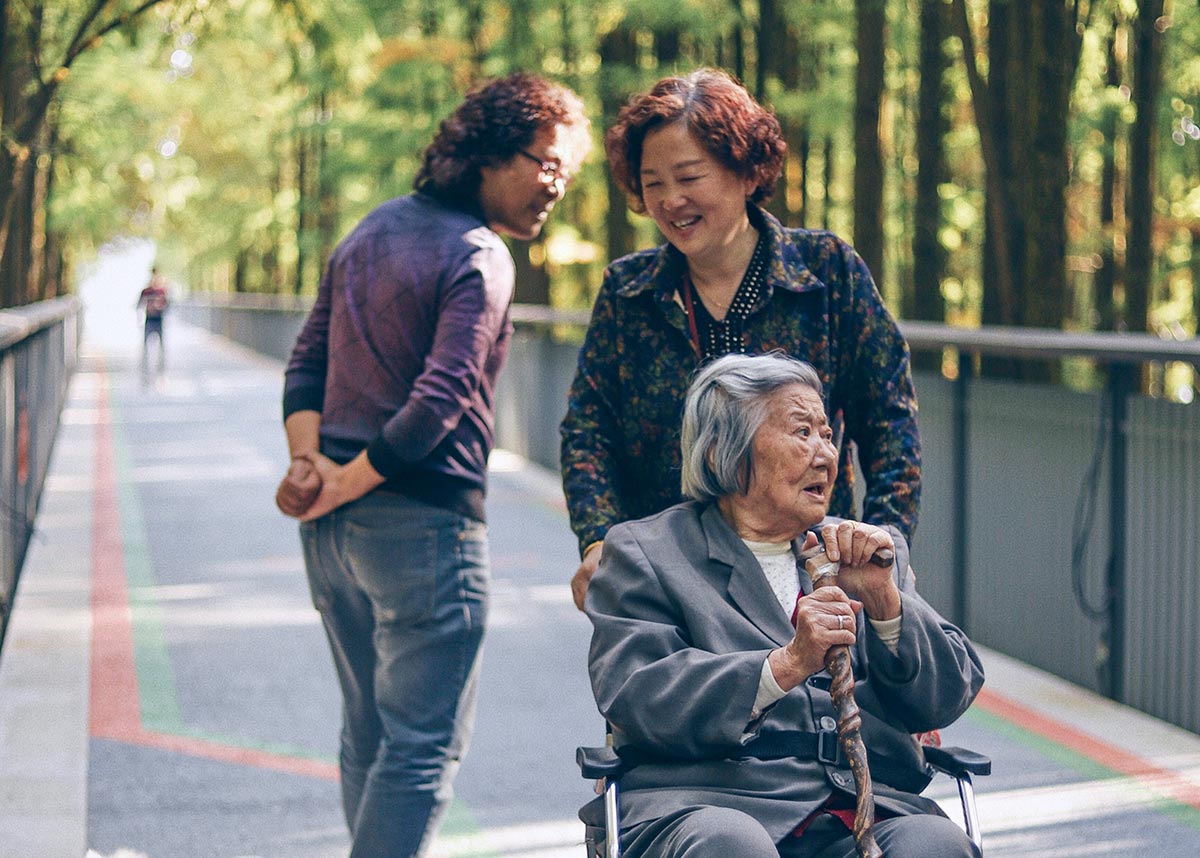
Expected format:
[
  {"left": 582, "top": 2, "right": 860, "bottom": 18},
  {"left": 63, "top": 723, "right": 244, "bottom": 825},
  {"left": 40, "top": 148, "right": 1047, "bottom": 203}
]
[
  {"left": 615, "top": 205, "right": 824, "bottom": 302},
  {"left": 699, "top": 503, "right": 799, "bottom": 647}
]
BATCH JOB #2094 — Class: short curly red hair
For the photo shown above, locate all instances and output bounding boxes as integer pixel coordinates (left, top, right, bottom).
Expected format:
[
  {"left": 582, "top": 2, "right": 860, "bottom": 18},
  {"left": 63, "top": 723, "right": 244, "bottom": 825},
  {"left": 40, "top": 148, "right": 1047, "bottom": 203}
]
[{"left": 605, "top": 68, "right": 785, "bottom": 214}]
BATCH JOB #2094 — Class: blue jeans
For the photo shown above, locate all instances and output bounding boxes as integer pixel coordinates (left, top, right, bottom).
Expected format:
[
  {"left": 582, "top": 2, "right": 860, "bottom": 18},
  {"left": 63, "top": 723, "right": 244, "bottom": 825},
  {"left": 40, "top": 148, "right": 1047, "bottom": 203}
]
[{"left": 301, "top": 492, "right": 489, "bottom": 858}]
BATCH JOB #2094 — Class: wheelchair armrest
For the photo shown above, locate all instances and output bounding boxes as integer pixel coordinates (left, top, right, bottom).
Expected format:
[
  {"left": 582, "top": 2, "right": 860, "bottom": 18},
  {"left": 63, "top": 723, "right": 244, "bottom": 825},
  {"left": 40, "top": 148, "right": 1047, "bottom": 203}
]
[
  {"left": 577, "top": 746, "right": 629, "bottom": 780},
  {"left": 923, "top": 745, "right": 992, "bottom": 777}
]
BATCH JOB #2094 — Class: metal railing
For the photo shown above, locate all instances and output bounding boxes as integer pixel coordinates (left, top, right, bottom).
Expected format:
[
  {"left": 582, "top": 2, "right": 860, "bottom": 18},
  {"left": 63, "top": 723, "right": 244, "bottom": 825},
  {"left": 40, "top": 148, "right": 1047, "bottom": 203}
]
[
  {"left": 898, "top": 324, "right": 1200, "bottom": 732},
  {"left": 176, "top": 294, "right": 1200, "bottom": 734},
  {"left": 0, "top": 297, "right": 82, "bottom": 653}
]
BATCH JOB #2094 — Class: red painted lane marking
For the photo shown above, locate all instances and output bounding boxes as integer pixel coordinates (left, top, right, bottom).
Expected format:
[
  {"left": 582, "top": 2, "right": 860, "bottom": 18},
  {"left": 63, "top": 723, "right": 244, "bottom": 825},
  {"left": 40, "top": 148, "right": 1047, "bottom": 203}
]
[
  {"left": 87, "top": 370, "right": 338, "bottom": 782},
  {"left": 129, "top": 730, "right": 337, "bottom": 781},
  {"left": 89, "top": 374, "right": 142, "bottom": 738},
  {"left": 976, "top": 687, "right": 1200, "bottom": 809}
]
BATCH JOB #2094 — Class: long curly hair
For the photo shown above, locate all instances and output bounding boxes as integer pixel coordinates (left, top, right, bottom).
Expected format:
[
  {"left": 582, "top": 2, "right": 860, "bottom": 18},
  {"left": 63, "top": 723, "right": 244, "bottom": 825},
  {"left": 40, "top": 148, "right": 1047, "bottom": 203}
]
[
  {"left": 605, "top": 68, "right": 785, "bottom": 214},
  {"left": 414, "top": 73, "right": 589, "bottom": 204}
]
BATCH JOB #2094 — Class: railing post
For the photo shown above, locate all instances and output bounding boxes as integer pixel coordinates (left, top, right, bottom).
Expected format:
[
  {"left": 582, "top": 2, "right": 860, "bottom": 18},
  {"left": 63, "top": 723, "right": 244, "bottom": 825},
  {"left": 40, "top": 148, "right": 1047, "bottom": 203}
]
[
  {"left": 953, "top": 350, "right": 971, "bottom": 632},
  {"left": 1103, "top": 362, "right": 1132, "bottom": 702}
]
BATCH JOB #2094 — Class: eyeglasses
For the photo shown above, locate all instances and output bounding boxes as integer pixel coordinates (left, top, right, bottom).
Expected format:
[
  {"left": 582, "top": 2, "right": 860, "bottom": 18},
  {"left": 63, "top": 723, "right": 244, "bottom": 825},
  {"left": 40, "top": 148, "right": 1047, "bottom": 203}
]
[{"left": 517, "top": 149, "right": 573, "bottom": 186}]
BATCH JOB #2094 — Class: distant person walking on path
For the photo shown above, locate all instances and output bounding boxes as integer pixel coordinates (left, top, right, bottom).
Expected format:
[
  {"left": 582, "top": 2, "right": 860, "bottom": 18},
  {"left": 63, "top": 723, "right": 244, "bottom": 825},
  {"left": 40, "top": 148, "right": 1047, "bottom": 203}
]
[
  {"left": 136, "top": 266, "right": 169, "bottom": 376},
  {"left": 279, "top": 73, "right": 590, "bottom": 858}
]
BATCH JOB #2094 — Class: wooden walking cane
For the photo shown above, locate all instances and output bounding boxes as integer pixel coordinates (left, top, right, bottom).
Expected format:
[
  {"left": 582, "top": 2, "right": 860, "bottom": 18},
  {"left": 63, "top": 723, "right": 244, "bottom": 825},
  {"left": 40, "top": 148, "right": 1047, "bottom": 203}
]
[{"left": 801, "top": 543, "right": 894, "bottom": 858}]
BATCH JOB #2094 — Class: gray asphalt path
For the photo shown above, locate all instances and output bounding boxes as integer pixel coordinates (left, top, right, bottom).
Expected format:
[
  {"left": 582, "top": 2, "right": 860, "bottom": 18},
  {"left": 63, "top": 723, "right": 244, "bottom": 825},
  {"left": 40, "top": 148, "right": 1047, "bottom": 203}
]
[{"left": 80, "top": 320, "right": 597, "bottom": 858}]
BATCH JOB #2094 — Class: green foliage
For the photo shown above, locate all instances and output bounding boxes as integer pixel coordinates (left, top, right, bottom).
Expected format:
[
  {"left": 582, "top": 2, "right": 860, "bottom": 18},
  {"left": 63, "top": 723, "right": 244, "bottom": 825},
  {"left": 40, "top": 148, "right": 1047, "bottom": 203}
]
[{"left": 13, "top": 0, "right": 1193, "bottom": 343}]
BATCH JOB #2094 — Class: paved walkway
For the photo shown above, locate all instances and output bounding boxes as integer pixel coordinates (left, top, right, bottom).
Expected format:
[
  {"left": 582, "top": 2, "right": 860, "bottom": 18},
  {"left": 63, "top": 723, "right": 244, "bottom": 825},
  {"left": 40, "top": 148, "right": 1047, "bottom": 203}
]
[{"left": 2, "top": 317, "right": 1200, "bottom": 857}]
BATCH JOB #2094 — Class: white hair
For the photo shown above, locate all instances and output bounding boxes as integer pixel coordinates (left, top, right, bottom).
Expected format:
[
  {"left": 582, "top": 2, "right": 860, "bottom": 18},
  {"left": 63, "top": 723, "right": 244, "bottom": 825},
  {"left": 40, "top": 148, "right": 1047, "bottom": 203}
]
[{"left": 680, "top": 353, "right": 824, "bottom": 502}]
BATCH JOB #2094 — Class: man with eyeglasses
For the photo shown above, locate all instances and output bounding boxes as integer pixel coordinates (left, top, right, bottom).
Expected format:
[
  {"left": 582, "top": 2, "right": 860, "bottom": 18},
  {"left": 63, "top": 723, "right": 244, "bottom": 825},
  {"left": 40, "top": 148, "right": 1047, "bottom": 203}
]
[
  {"left": 279, "top": 73, "right": 590, "bottom": 858},
  {"left": 516, "top": 147, "right": 575, "bottom": 187}
]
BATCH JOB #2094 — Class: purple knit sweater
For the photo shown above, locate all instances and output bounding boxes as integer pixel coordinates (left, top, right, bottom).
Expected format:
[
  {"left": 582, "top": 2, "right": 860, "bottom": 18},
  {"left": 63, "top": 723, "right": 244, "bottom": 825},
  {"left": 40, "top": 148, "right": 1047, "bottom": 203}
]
[{"left": 283, "top": 193, "right": 515, "bottom": 521}]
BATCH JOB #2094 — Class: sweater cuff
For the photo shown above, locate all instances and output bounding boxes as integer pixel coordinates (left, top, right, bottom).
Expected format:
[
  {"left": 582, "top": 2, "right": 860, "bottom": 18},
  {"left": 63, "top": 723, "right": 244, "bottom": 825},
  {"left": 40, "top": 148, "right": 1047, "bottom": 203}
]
[
  {"left": 578, "top": 528, "right": 609, "bottom": 558},
  {"left": 868, "top": 614, "right": 902, "bottom": 656},
  {"left": 283, "top": 385, "right": 324, "bottom": 419},
  {"left": 365, "top": 437, "right": 405, "bottom": 479},
  {"left": 753, "top": 657, "right": 788, "bottom": 718}
]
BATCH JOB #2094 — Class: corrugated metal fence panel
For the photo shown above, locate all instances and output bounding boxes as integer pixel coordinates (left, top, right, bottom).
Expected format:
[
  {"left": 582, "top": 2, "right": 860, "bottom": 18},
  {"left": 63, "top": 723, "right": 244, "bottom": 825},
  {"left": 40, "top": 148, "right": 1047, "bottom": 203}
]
[
  {"left": 494, "top": 329, "right": 581, "bottom": 473},
  {"left": 1124, "top": 396, "right": 1200, "bottom": 734},
  {"left": 965, "top": 378, "right": 1110, "bottom": 693},
  {"left": 0, "top": 300, "right": 79, "bottom": 652},
  {"left": 175, "top": 300, "right": 308, "bottom": 364},
  {"left": 909, "top": 370, "right": 957, "bottom": 621}
]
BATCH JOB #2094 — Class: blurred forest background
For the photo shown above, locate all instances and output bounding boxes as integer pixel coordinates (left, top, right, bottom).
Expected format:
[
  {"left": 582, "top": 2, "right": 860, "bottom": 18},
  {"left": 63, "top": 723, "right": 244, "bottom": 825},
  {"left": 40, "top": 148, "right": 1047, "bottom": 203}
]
[{"left": 1, "top": 0, "right": 1198, "bottom": 391}]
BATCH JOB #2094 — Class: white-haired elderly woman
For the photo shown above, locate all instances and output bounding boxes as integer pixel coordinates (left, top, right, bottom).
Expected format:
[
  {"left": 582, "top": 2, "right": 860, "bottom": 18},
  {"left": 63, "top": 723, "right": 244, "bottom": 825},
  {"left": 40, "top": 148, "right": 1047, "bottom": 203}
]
[{"left": 583, "top": 352, "right": 984, "bottom": 858}]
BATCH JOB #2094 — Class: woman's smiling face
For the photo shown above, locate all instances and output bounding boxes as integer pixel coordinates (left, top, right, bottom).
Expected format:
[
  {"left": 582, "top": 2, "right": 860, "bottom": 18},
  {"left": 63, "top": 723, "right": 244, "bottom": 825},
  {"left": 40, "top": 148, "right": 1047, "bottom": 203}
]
[{"left": 638, "top": 121, "right": 755, "bottom": 267}]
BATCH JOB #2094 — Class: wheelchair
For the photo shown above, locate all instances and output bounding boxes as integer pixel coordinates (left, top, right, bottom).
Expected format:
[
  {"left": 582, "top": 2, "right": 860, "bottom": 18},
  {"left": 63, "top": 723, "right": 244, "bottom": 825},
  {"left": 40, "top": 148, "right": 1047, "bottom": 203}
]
[{"left": 577, "top": 734, "right": 991, "bottom": 858}]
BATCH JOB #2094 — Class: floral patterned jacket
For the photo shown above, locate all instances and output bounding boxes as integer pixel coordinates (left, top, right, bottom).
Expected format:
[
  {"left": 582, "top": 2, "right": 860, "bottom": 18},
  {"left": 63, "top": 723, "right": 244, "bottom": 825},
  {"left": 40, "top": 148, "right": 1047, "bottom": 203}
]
[{"left": 559, "top": 206, "right": 920, "bottom": 555}]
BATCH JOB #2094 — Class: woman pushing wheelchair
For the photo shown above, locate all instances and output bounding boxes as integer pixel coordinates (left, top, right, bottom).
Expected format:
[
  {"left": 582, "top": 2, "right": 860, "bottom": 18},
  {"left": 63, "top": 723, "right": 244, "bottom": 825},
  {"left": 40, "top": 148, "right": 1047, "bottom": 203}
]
[{"left": 582, "top": 352, "right": 985, "bottom": 858}]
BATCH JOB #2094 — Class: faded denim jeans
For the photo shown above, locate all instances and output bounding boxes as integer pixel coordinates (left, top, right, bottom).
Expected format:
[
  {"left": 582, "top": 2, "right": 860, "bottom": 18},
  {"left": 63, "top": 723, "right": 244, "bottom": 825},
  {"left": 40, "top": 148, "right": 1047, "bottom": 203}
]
[{"left": 301, "top": 492, "right": 489, "bottom": 858}]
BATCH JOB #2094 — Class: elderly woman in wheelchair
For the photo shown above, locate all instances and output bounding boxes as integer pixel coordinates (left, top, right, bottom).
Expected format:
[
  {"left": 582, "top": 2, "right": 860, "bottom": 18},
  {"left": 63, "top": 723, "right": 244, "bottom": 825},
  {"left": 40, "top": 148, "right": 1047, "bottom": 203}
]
[{"left": 579, "top": 353, "right": 986, "bottom": 858}]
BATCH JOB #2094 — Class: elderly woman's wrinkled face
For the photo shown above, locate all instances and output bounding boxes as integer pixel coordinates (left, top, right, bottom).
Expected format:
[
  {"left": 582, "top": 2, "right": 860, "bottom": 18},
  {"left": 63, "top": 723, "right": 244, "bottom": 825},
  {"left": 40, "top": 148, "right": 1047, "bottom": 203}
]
[{"left": 744, "top": 384, "right": 838, "bottom": 535}]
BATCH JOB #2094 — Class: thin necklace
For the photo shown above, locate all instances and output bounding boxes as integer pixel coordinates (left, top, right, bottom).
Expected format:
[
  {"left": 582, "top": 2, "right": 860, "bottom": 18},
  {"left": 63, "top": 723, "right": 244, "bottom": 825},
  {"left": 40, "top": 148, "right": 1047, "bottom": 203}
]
[
  {"left": 687, "top": 228, "right": 759, "bottom": 310},
  {"left": 692, "top": 283, "right": 732, "bottom": 310}
]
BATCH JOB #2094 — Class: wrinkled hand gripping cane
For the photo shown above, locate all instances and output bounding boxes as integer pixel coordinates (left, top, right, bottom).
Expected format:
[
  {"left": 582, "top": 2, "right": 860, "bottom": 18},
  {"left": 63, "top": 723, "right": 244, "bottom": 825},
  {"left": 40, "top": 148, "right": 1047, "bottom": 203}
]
[{"left": 801, "top": 545, "right": 894, "bottom": 858}]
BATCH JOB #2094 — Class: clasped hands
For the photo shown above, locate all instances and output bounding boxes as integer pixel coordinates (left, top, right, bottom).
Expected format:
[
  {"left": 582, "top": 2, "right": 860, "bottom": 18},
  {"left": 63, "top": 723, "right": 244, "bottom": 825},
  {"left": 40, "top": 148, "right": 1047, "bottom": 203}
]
[
  {"left": 767, "top": 521, "right": 901, "bottom": 691},
  {"left": 275, "top": 451, "right": 337, "bottom": 521}
]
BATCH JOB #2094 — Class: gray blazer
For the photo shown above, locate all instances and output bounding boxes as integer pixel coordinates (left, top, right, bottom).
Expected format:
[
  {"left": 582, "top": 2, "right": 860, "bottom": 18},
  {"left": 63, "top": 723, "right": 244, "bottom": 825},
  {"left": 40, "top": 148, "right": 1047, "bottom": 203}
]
[{"left": 584, "top": 500, "right": 985, "bottom": 840}]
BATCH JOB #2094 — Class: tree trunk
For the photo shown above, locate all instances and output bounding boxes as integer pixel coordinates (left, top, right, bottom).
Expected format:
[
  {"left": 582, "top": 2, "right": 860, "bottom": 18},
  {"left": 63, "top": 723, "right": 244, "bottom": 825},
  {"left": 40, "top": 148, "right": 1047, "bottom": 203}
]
[
  {"left": 43, "top": 231, "right": 65, "bottom": 300},
  {"left": 1192, "top": 230, "right": 1200, "bottom": 336},
  {"left": 263, "top": 157, "right": 285, "bottom": 294},
  {"left": 787, "top": 26, "right": 818, "bottom": 228},
  {"left": 1125, "top": 0, "right": 1166, "bottom": 335},
  {"left": 0, "top": 8, "right": 26, "bottom": 307},
  {"left": 561, "top": 0, "right": 577, "bottom": 75},
  {"left": 29, "top": 117, "right": 57, "bottom": 301},
  {"left": 755, "top": 0, "right": 782, "bottom": 102},
  {"left": 853, "top": 0, "right": 886, "bottom": 285},
  {"left": 757, "top": 0, "right": 806, "bottom": 227},
  {"left": 729, "top": 0, "right": 746, "bottom": 83},
  {"left": 600, "top": 25, "right": 638, "bottom": 264},
  {"left": 0, "top": 0, "right": 10, "bottom": 128},
  {"left": 952, "top": 0, "right": 1017, "bottom": 333},
  {"left": 507, "top": 0, "right": 536, "bottom": 70},
  {"left": 954, "top": 0, "right": 1085, "bottom": 381},
  {"left": 294, "top": 126, "right": 310, "bottom": 296},
  {"left": 1, "top": 154, "right": 34, "bottom": 308},
  {"left": 234, "top": 249, "right": 248, "bottom": 294},
  {"left": 465, "top": 0, "right": 485, "bottom": 68},
  {"left": 420, "top": 0, "right": 439, "bottom": 37},
  {"left": 1013, "top": 3, "right": 1074, "bottom": 335},
  {"left": 911, "top": 0, "right": 949, "bottom": 371},
  {"left": 1095, "top": 18, "right": 1122, "bottom": 332},
  {"left": 655, "top": 27, "right": 680, "bottom": 67},
  {"left": 822, "top": 134, "right": 835, "bottom": 231},
  {"left": 317, "top": 91, "right": 338, "bottom": 278},
  {"left": 0, "top": 38, "right": 33, "bottom": 308},
  {"left": 796, "top": 125, "right": 810, "bottom": 226}
]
